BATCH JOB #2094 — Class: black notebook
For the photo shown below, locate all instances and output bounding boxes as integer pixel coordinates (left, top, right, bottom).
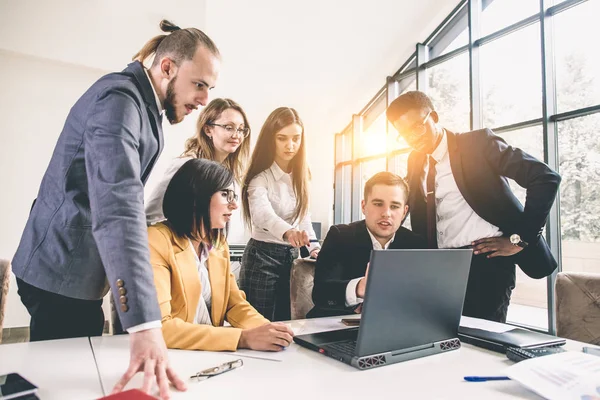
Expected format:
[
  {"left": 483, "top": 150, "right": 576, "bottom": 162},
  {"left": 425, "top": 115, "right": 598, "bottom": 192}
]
[{"left": 458, "top": 324, "right": 566, "bottom": 353}]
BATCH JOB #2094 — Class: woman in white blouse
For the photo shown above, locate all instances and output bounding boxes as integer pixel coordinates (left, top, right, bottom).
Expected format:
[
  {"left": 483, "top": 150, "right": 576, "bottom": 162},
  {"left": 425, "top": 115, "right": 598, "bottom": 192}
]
[
  {"left": 239, "top": 107, "right": 320, "bottom": 321},
  {"left": 145, "top": 98, "right": 251, "bottom": 244}
]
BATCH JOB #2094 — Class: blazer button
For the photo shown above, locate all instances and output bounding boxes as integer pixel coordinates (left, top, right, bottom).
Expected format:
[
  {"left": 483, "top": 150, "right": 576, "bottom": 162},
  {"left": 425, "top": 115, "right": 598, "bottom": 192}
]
[
  {"left": 118, "top": 287, "right": 127, "bottom": 296},
  {"left": 116, "top": 279, "right": 124, "bottom": 287},
  {"left": 121, "top": 304, "right": 129, "bottom": 312},
  {"left": 119, "top": 295, "right": 128, "bottom": 304}
]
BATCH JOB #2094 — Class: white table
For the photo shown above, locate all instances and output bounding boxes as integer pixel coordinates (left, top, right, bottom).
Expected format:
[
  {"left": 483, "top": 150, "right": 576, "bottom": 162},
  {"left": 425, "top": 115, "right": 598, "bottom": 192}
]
[
  {"left": 90, "top": 317, "right": 590, "bottom": 399},
  {"left": 0, "top": 337, "right": 104, "bottom": 400}
]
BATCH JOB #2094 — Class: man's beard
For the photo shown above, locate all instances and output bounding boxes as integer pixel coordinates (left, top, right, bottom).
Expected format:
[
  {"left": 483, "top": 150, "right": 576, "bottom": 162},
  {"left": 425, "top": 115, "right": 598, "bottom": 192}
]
[{"left": 164, "top": 77, "right": 181, "bottom": 124}]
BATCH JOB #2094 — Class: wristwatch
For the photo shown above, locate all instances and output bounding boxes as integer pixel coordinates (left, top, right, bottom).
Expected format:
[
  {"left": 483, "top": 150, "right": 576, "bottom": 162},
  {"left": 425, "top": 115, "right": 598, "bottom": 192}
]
[{"left": 510, "top": 234, "right": 528, "bottom": 248}]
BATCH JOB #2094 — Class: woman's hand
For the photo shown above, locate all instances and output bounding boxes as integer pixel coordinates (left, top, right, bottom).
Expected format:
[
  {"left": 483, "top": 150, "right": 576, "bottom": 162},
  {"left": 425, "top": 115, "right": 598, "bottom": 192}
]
[{"left": 283, "top": 229, "right": 310, "bottom": 248}]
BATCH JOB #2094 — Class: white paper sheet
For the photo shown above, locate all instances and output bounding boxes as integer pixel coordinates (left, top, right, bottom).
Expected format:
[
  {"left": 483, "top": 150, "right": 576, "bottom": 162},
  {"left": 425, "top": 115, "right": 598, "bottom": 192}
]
[{"left": 505, "top": 351, "right": 600, "bottom": 400}]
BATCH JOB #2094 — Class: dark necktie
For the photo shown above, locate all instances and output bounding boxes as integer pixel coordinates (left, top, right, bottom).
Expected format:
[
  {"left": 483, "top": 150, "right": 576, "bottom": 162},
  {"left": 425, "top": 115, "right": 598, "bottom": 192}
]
[{"left": 426, "top": 156, "right": 438, "bottom": 249}]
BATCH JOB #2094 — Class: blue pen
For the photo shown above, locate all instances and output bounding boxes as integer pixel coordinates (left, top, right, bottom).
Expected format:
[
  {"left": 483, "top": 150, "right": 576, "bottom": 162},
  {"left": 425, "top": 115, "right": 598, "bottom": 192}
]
[{"left": 464, "top": 376, "right": 510, "bottom": 382}]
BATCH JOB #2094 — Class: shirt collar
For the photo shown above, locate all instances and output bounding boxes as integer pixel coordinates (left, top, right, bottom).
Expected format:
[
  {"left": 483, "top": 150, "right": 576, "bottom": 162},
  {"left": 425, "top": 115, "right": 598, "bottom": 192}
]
[
  {"left": 270, "top": 162, "right": 291, "bottom": 182},
  {"left": 430, "top": 129, "right": 448, "bottom": 163},
  {"left": 366, "top": 227, "right": 395, "bottom": 250},
  {"left": 188, "top": 239, "right": 211, "bottom": 264},
  {"left": 144, "top": 68, "right": 164, "bottom": 113}
]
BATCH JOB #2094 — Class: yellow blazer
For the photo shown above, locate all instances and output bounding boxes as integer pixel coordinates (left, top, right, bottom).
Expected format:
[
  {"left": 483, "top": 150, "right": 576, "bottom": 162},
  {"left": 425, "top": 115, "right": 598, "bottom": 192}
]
[{"left": 148, "top": 223, "right": 269, "bottom": 351}]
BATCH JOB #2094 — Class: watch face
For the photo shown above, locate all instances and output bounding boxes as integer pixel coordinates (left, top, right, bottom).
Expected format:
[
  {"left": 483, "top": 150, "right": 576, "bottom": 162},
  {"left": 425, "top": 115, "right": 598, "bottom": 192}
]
[{"left": 510, "top": 234, "right": 520, "bottom": 244}]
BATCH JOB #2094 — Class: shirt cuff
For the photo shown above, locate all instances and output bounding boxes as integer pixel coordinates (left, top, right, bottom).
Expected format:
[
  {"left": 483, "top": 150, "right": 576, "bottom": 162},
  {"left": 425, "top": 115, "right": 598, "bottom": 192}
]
[
  {"left": 126, "top": 320, "right": 162, "bottom": 333},
  {"left": 271, "top": 219, "right": 295, "bottom": 242},
  {"left": 345, "top": 277, "right": 364, "bottom": 307},
  {"left": 307, "top": 241, "right": 321, "bottom": 253}
]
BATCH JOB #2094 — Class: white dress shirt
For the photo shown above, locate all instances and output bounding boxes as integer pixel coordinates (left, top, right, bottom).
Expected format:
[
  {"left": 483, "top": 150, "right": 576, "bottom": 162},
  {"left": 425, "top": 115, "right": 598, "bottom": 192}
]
[
  {"left": 345, "top": 228, "right": 395, "bottom": 307},
  {"left": 144, "top": 68, "right": 163, "bottom": 113},
  {"left": 128, "top": 69, "right": 164, "bottom": 334},
  {"left": 190, "top": 241, "right": 213, "bottom": 325},
  {"left": 426, "top": 130, "right": 502, "bottom": 249},
  {"left": 247, "top": 162, "right": 319, "bottom": 253}
]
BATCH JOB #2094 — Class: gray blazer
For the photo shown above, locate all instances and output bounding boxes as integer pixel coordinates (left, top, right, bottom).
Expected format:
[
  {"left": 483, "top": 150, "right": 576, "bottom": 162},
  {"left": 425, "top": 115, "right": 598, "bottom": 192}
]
[{"left": 13, "top": 61, "right": 163, "bottom": 329}]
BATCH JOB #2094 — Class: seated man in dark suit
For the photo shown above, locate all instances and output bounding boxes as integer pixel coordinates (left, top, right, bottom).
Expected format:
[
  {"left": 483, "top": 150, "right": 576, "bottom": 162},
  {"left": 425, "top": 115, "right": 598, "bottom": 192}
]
[
  {"left": 386, "top": 90, "right": 561, "bottom": 322},
  {"left": 308, "top": 172, "right": 426, "bottom": 318}
]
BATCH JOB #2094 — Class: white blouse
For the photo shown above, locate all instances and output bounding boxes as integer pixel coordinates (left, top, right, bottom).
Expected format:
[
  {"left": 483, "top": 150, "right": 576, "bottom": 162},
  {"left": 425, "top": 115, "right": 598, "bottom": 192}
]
[{"left": 247, "top": 162, "right": 319, "bottom": 252}]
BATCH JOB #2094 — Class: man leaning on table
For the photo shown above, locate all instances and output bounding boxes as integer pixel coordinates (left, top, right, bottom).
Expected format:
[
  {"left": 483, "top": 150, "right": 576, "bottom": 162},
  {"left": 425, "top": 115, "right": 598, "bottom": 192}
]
[
  {"left": 11, "top": 20, "right": 221, "bottom": 399},
  {"left": 308, "top": 172, "right": 426, "bottom": 318}
]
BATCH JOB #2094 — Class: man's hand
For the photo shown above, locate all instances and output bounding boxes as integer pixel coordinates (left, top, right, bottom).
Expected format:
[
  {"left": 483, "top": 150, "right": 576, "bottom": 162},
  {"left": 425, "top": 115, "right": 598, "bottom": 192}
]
[
  {"left": 238, "top": 322, "right": 295, "bottom": 351},
  {"left": 310, "top": 248, "right": 320, "bottom": 259},
  {"left": 356, "top": 262, "right": 370, "bottom": 299},
  {"left": 112, "top": 328, "right": 186, "bottom": 400},
  {"left": 283, "top": 229, "right": 310, "bottom": 248},
  {"left": 472, "top": 236, "right": 524, "bottom": 258}
]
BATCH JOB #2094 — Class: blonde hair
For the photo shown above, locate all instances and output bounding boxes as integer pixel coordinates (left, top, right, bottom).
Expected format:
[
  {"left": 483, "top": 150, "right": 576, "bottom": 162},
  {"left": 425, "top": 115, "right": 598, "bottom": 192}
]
[{"left": 182, "top": 98, "right": 251, "bottom": 183}]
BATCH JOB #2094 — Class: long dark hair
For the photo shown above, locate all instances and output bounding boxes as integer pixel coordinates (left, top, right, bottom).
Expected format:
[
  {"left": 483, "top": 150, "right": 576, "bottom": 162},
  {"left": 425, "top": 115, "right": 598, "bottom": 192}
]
[
  {"left": 242, "top": 107, "right": 310, "bottom": 228},
  {"left": 163, "top": 159, "right": 233, "bottom": 247}
]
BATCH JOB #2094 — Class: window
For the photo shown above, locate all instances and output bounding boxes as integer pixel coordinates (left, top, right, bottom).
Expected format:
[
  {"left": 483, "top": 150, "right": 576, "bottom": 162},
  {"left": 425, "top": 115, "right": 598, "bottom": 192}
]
[
  {"left": 335, "top": 127, "right": 352, "bottom": 163},
  {"left": 334, "top": 164, "right": 353, "bottom": 224},
  {"left": 499, "top": 126, "right": 548, "bottom": 330},
  {"left": 554, "top": 0, "right": 600, "bottom": 113},
  {"left": 481, "top": 0, "right": 539, "bottom": 37},
  {"left": 359, "top": 111, "right": 387, "bottom": 158},
  {"left": 439, "top": 27, "right": 469, "bottom": 56},
  {"left": 558, "top": 113, "right": 600, "bottom": 244},
  {"left": 558, "top": 114, "right": 600, "bottom": 324},
  {"left": 480, "top": 23, "right": 542, "bottom": 128},
  {"left": 427, "top": 52, "right": 471, "bottom": 133},
  {"left": 335, "top": 0, "right": 600, "bottom": 334},
  {"left": 359, "top": 158, "right": 387, "bottom": 201}
]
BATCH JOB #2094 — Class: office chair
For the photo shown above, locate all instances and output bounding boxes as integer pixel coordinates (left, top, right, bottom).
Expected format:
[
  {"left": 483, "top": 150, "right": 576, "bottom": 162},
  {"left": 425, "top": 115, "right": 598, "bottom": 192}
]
[
  {"left": 290, "top": 258, "right": 315, "bottom": 320},
  {"left": 555, "top": 271, "right": 600, "bottom": 345}
]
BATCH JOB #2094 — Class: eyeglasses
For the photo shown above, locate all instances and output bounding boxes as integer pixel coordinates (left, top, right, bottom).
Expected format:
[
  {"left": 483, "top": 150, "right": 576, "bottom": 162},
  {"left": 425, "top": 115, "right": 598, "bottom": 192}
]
[
  {"left": 208, "top": 123, "right": 250, "bottom": 139},
  {"left": 396, "top": 110, "right": 432, "bottom": 142},
  {"left": 222, "top": 189, "right": 238, "bottom": 205},
  {"left": 190, "top": 359, "right": 243, "bottom": 381}
]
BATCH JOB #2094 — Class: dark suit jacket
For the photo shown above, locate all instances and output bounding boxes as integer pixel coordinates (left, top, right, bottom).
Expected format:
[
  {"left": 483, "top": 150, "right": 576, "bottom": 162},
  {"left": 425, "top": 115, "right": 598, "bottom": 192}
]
[
  {"left": 309, "top": 220, "right": 426, "bottom": 317},
  {"left": 406, "top": 129, "right": 561, "bottom": 279},
  {"left": 12, "top": 61, "right": 163, "bottom": 329}
]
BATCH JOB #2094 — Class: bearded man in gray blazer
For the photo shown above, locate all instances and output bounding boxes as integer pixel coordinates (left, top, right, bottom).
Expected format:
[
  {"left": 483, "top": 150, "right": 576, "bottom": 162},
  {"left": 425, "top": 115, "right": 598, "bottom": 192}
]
[{"left": 12, "top": 20, "right": 220, "bottom": 398}]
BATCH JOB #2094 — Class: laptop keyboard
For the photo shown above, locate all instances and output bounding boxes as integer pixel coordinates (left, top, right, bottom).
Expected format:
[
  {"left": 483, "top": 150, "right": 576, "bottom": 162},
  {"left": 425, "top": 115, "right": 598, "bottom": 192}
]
[{"left": 323, "top": 340, "right": 357, "bottom": 356}]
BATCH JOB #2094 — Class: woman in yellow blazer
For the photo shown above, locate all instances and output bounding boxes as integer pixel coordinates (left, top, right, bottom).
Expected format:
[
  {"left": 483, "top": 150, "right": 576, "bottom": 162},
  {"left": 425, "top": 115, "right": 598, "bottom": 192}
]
[{"left": 149, "top": 159, "right": 294, "bottom": 352}]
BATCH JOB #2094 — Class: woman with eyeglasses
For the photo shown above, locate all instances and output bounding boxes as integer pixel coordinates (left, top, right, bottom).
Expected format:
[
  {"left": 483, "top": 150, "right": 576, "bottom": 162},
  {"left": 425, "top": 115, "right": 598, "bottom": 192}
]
[
  {"left": 149, "top": 158, "right": 294, "bottom": 351},
  {"left": 145, "top": 98, "right": 251, "bottom": 244},
  {"left": 239, "top": 107, "right": 320, "bottom": 322}
]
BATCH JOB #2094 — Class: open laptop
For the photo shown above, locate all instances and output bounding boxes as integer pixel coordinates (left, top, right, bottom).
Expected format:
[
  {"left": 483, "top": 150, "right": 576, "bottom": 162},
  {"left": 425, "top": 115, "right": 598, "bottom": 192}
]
[{"left": 294, "top": 249, "right": 472, "bottom": 370}]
